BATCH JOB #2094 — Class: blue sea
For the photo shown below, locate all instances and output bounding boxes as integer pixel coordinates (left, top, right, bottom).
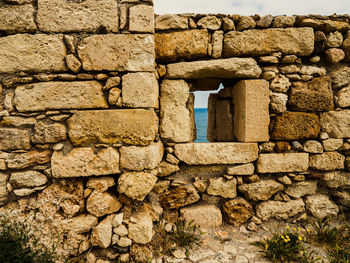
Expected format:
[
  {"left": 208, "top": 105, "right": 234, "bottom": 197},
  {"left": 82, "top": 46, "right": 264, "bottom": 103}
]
[{"left": 194, "top": 108, "right": 209, "bottom": 143}]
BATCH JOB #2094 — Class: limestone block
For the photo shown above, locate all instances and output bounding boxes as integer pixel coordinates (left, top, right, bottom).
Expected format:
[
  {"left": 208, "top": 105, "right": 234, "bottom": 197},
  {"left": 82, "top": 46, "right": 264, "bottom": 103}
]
[
  {"left": 207, "top": 177, "right": 237, "bottom": 199},
  {"left": 299, "top": 19, "right": 350, "bottom": 32},
  {"left": 305, "top": 194, "right": 339, "bottom": 219},
  {"left": 223, "top": 28, "right": 314, "bottom": 57},
  {"left": 222, "top": 198, "right": 253, "bottom": 226},
  {"left": 238, "top": 180, "right": 284, "bottom": 201},
  {"left": 309, "top": 152, "right": 345, "bottom": 171},
  {"left": 232, "top": 80, "right": 269, "bottom": 142},
  {"left": 323, "top": 171, "right": 350, "bottom": 189},
  {"left": 271, "top": 112, "right": 320, "bottom": 140},
  {"left": 285, "top": 181, "right": 318, "bottom": 199},
  {"left": 128, "top": 213, "right": 153, "bottom": 244},
  {"left": 129, "top": 5, "right": 154, "bottom": 33},
  {"left": 303, "top": 140, "right": 323, "bottom": 154},
  {"left": 159, "top": 185, "right": 200, "bottom": 209},
  {"left": 329, "top": 65, "right": 350, "bottom": 89},
  {"left": 226, "top": 163, "right": 255, "bottom": 175},
  {"left": 325, "top": 48, "right": 345, "bottom": 63},
  {"left": 270, "top": 92, "right": 288, "bottom": 113},
  {"left": 289, "top": 77, "right": 334, "bottom": 112},
  {"left": 212, "top": 31, "right": 224, "bottom": 58},
  {"left": 78, "top": 34, "right": 154, "bottom": 72},
  {"left": 337, "top": 85, "right": 350, "bottom": 107},
  {"left": 10, "top": 171, "right": 47, "bottom": 188},
  {"left": 257, "top": 153, "right": 309, "bottom": 173},
  {"left": 122, "top": 73, "right": 159, "bottom": 108},
  {"left": 237, "top": 16, "right": 256, "bottom": 31},
  {"left": 32, "top": 121, "right": 67, "bottom": 144},
  {"left": 155, "top": 30, "right": 208, "bottom": 62},
  {"left": 174, "top": 143, "right": 258, "bottom": 165},
  {"left": 15, "top": 81, "right": 107, "bottom": 112},
  {"left": 271, "top": 16, "right": 296, "bottom": 28},
  {"left": 323, "top": 138, "right": 344, "bottom": 152},
  {"left": 0, "top": 128, "right": 30, "bottom": 151},
  {"left": 180, "top": 204, "right": 222, "bottom": 227},
  {"left": 155, "top": 14, "right": 188, "bottom": 31},
  {"left": 0, "top": 116, "right": 36, "bottom": 127},
  {"left": 86, "top": 177, "right": 115, "bottom": 193},
  {"left": 91, "top": 215, "right": 113, "bottom": 248},
  {"left": 87, "top": 191, "right": 122, "bottom": 217},
  {"left": 68, "top": 110, "right": 158, "bottom": 146},
  {"left": 51, "top": 147, "right": 120, "bottom": 178},
  {"left": 0, "top": 3, "right": 36, "bottom": 33},
  {"left": 0, "top": 34, "right": 66, "bottom": 74},
  {"left": 197, "top": 15, "right": 222, "bottom": 30},
  {"left": 158, "top": 161, "right": 180, "bottom": 177},
  {"left": 62, "top": 214, "right": 98, "bottom": 234},
  {"left": 321, "top": 110, "right": 350, "bottom": 138},
  {"left": 166, "top": 58, "right": 262, "bottom": 79},
  {"left": 343, "top": 31, "right": 350, "bottom": 61},
  {"left": 37, "top": 0, "right": 118, "bottom": 32},
  {"left": 5, "top": 150, "right": 51, "bottom": 170},
  {"left": 120, "top": 142, "right": 164, "bottom": 171},
  {"left": 256, "top": 199, "right": 305, "bottom": 221},
  {"left": 207, "top": 93, "right": 218, "bottom": 142},
  {"left": 0, "top": 172, "right": 8, "bottom": 203},
  {"left": 215, "top": 100, "right": 234, "bottom": 141}
]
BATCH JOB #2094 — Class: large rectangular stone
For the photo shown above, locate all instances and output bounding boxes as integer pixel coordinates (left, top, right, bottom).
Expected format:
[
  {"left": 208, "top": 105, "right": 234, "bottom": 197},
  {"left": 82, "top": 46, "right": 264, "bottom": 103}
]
[
  {"left": 321, "top": 110, "right": 350, "bottom": 138},
  {"left": 223, "top": 28, "right": 314, "bottom": 57},
  {"left": 174, "top": 143, "right": 258, "bottom": 165},
  {"left": 15, "top": 81, "right": 108, "bottom": 112},
  {"left": 68, "top": 110, "right": 158, "bottom": 146},
  {"left": 257, "top": 153, "right": 309, "bottom": 173},
  {"left": 166, "top": 58, "right": 261, "bottom": 79},
  {"left": 0, "top": 3, "right": 36, "bottom": 33},
  {"left": 37, "top": 0, "right": 119, "bottom": 32},
  {"left": 0, "top": 128, "right": 31, "bottom": 151},
  {"left": 232, "top": 80, "right": 269, "bottom": 142},
  {"left": 78, "top": 34, "right": 154, "bottom": 72},
  {"left": 207, "top": 93, "right": 218, "bottom": 142},
  {"left": 215, "top": 100, "right": 234, "bottom": 141},
  {"left": 0, "top": 34, "right": 67, "bottom": 74}
]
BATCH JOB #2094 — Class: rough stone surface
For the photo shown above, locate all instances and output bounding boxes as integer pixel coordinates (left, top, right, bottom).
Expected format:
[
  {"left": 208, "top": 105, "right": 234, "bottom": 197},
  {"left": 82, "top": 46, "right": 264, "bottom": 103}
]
[
  {"left": 309, "top": 152, "right": 345, "bottom": 171},
  {"left": 285, "top": 181, "right": 318, "bottom": 199},
  {"left": 0, "top": 34, "right": 66, "bottom": 74},
  {"left": 214, "top": 99, "right": 234, "bottom": 142},
  {"left": 323, "top": 139, "right": 344, "bottom": 152},
  {"left": 197, "top": 15, "right": 222, "bottom": 30},
  {"left": 305, "top": 194, "right": 339, "bottom": 219},
  {"left": 270, "top": 92, "right": 288, "bottom": 113},
  {"left": 65, "top": 54, "right": 82, "bottom": 73},
  {"left": 32, "top": 121, "right": 67, "bottom": 144},
  {"left": 78, "top": 34, "right": 154, "bottom": 72},
  {"left": 6, "top": 150, "right": 51, "bottom": 170},
  {"left": 256, "top": 199, "right": 305, "bottom": 221},
  {"left": 271, "top": 16, "right": 296, "bottom": 28},
  {"left": 223, "top": 28, "right": 314, "bottom": 56},
  {"left": 62, "top": 214, "right": 98, "bottom": 234},
  {"left": 271, "top": 112, "right": 320, "bottom": 140},
  {"left": 257, "top": 153, "right": 309, "bottom": 173},
  {"left": 129, "top": 5, "right": 154, "bottom": 33},
  {"left": 226, "top": 164, "right": 255, "bottom": 175},
  {"left": 91, "top": 215, "right": 113, "bottom": 248},
  {"left": 0, "top": 173, "right": 8, "bottom": 203},
  {"left": 10, "top": 171, "right": 47, "bottom": 188},
  {"left": 212, "top": 31, "right": 224, "bottom": 58},
  {"left": 174, "top": 143, "right": 258, "bottom": 165},
  {"left": 222, "top": 198, "right": 253, "bottom": 226},
  {"left": 303, "top": 140, "right": 324, "bottom": 154},
  {"left": 325, "top": 48, "right": 345, "bottom": 63},
  {"left": 323, "top": 171, "right": 350, "bottom": 189},
  {"left": 329, "top": 65, "right": 350, "bottom": 89},
  {"left": 299, "top": 19, "right": 350, "bottom": 32},
  {"left": 51, "top": 147, "right": 120, "bottom": 178},
  {"left": 270, "top": 74, "right": 291, "bottom": 93},
  {"left": 128, "top": 213, "right": 153, "bottom": 245},
  {"left": 337, "top": 85, "right": 350, "bottom": 107},
  {"left": 155, "top": 14, "right": 188, "bottom": 30},
  {"left": 0, "top": 128, "right": 30, "bottom": 151},
  {"left": 68, "top": 110, "right": 158, "bottom": 146},
  {"left": 343, "top": 31, "right": 350, "bottom": 61},
  {"left": 0, "top": 3, "right": 36, "bottom": 33},
  {"left": 180, "top": 204, "right": 222, "bottom": 227},
  {"left": 87, "top": 191, "right": 122, "bottom": 217},
  {"left": 86, "top": 177, "right": 115, "bottom": 193},
  {"left": 321, "top": 110, "right": 350, "bottom": 138},
  {"left": 238, "top": 180, "right": 284, "bottom": 201},
  {"left": 237, "top": 16, "right": 256, "bottom": 31},
  {"left": 166, "top": 58, "right": 262, "bottom": 79},
  {"left": 207, "top": 177, "right": 237, "bottom": 199},
  {"left": 159, "top": 185, "right": 200, "bottom": 209},
  {"left": 158, "top": 161, "right": 180, "bottom": 177},
  {"left": 118, "top": 172, "right": 157, "bottom": 201}
]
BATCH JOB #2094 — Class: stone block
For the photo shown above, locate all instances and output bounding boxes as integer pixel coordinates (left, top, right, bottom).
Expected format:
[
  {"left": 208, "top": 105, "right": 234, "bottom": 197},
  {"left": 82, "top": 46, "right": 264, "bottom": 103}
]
[
  {"left": 309, "top": 152, "right": 345, "bottom": 171},
  {"left": 15, "top": 81, "right": 107, "bottom": 112},
  {"left": 129, "top": 5, "right": 154, "bottom": 33},
  {"left": 9, "top": 171, "right": 47, "bottom": 188},
  {"left": 174, "top": 143, "right": 258, "bottom": 165},
  {"left": 0, "top": 172, "right": 8, "bottom": 203},
  {"left": 32, "top": 121, "right": 67, "bottom": 144},
  {"left": 222, "top": 198, "right": 253, "bottom": 226},
  {"left": 232, "top": 80, "right": 269, "bottom": 142},
  {"left": 238, "top": 180, "right": 284, "bottom": 201},
  {"left": 180, "top": 204, "right": 222, "bottom": 227},
  {"left": 155, "top": 14, "right": 188, "bottom": 31},
  {"left": 299, "top": 19, "right": 350, "bottom": 32},
  {"left": 155, "top": 29, "right": 208, "bottom": 62},
  {"left": 0, "top": 3, "right": 36, "bottom": 33},
  {"left": 68, "top": 110, "right": 158, "bottom": 146},
  {"left": 0, "top": 128, "right": 30, "bottom": 151},
  {"left": 166, "top": 58, "right": 261, "bottom": 79},
  {"left": 321, "top": 110, "right": 350, "bottom": 138},
  {"left": 323, "top": 171, "right": 350, "bottom": 189},
  {"left": 78, "top": 34, "right": 154, "bottom": 72},
  {"left": 207, "top": 177, "right": 237, "bottom": 199},
  {"left": 223, "top": 28, "right": 314, "bottom": 56},
  {"left": 256, "top": 199, "right": 305, "bottom": 221},
  {"left": 227, "top": 163, "right": 255, "bottom": 175},
  {"left": 343, "top": 31, "right": 350, "bottom": 61},
  {"left": 159, "top": 185, "right": 200, "bottom": 209},
  {"left": 305, "top": 194, "right": 339, "bottom": 219},
  {"left": 51, "top": 147, "right": 120, "bottom": 178},
  {"left": 87, "top": 192, "right": 122, "bottom": 217},
  {"left": 285, "top": 181, "right": 318, "bottom": 199},
  {"left": 257, "top": 153, "right": 309, "bottom": 173},
  {"left": 122, "top": 73, "right": 159, "bottom": 108},
  {"left": 215, "top": 99, "right": 234, "bottom": 141},
  {"left": 207, "top": 93, "right": 218, "bottom": 142},
  {"left": 128, "top": 213, "right": 153, "bottom": 244},
  {"left": 337, "top": 85, "right": 350, "bottom": 108},
  {"left": 329, "top": 65, "right": 350, "bottom": 89},
  {"left": 0, "top": 34, "right": 66, "bottom": 74}
]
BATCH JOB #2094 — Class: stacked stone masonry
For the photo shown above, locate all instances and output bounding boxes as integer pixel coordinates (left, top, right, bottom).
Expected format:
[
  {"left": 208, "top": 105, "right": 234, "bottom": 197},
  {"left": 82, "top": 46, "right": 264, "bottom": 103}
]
[{"left": 0, "top": 2, "right": 350, "bottom": 262}]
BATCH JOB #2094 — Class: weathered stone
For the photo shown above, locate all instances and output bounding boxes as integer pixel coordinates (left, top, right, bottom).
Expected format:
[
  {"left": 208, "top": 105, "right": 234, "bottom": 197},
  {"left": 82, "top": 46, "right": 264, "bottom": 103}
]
[
  {"left": 120, "top": 142, "right": 163, "bottom": 171},
  {"left": 212, "top": 31, "right": 224, "bottom": 58},
  {"left": 0, "top": 172, "right": 8, "bottom": 203},
  {"left": 303, "top": 140, "right": 323, "bottom": 153},
  {"left": 0, "top": 116, "right": 36, "bottom": 127},
  {"left": 52, "top": 147, "right": 120, "bottom": 178},
  {"left": 270, "top": 92, "right": 288, "bottom": 113},
  {"left": 158, "top": 161, "right": 180, "bottom": 177},
  {"left": 87, "top": 191, "right": 122, "bottom": 217},
  {"left": 155, "top": 30, "right": 208, "bottom": 62},
  {"left": 159, "top": 185, "right": 200, "bottom": 209},
  {"left": 68, "top": 110, "right": 158, "bottom": 146},
  {"left": 128, "top": 213, "right": 153, "bottom": 245},
  {"left": 62, "top": 214, "right": 98, "bottom": 234},
  {"left": 278, "top": 176, "right": 292, "bottom": 185},
  {"left": 289, "top": 77, "right": 334, "bottom": 112},
  {"left": 108, "top": 88, "right": 121, "bottom": 105},
  {"left": 129, "top": 5, "right": 154, "bottom": 33},
  {"left": 104, "top": 77, "right": 121, "bottom": 90},
  {"left": 91, "top": 215, "right": 113, "bottom": 248},
  {"left": 118, "top": 172, "right": 157, "bottom": 201},
  {"left": 15, "top": 81, "right": 107, "bottom": 112},
  {"left": 259, "top": 56, "right": 279, "bottom": 63},
  {"left": 6, "top": 150, "right": 51, "bottom": 170},
  {"left": 0, "top": 3, "right": 36, "bottom": 33},
  {"left": 114, "top": 224, "right": 128, "bottom": 237},
  {"left": 326, "top": 48, "right": 345, "bottom": 63},
  {"left": 215, "top": 99, "right": 234, "bottom": 141},
  {"left": 13, "top": 187, "right": 46, "bottom": 197},
  {"left": 0, "top": 34, "right": 66, "bottom": 74},
  {"left": 323, "top": 138, "right": 343, "bottom": 152},
  {"left": 270, "top": 75, "right": 291, "bottom": 93},
  {"left": 256, "top": 15, "right": 273, "bottom": 28},
  {"left": 329, "top": 65, "right": 350, "bottom": 88},
  {"left": 222, "top": 198, "right": 253, "bottom": 226},
  {"left": 305, "top": 194, "right": 339, "bottom": 219},
  {"left": 0, "top": 128, "right": 30, "bottom": 151},
  {"left": 223, "top": 28, "right": 314, "bottom": 57},
  {"left": 309, "top": 152, "right": 345, "bottom": 171},
  {"left": 222, "top": 17, "right": 235, "bottom": 31},
  {"left": 86, "top": 177, "right": 115, "bottom": 193},
  {"left": 174, "top": 143, "right": 258, "bottom": 165},
  {"left": 181, "top": 204, "right": 222, "bottom": 227},
  {"left": 78, "top": 34, "right": 154, "bottom": 72},
  {"left": 285, "top": 181, "right": 318, "bottom": 199},
  {"left": 271, "top": 16, "right": 296, "bottom": 28},
  {"left": 197, "top": 15, "right": 221, "bottom": 30},
  {"left": 343, "top": 31, "right": 350, "bottom": 61},
  {"left": 323, "top": 171, "right": 350, "bottom": 189},
  {"left": 65, "top": 54, "right": 82, "bottom": 73},
  {"left": 9, "top": 171, "right": 47, "bottom": 188},
  {"left": 32, "top": 121, "right": 66, "bottom": 144},
  {"left": 166, "top": 58, "right": 261, "bottom": 79},
  {"left": 226, "top": 163, "right": 255, "bottom": 175},
  {"left": 238, "top": 180, "right": 284, "bottom": 201},
  {"left": 155, "top": 14, "right": 188, "bottom": 30},
  {"left": 237, "top": 16, "right": 256, "bottom": 31},
  {"left": 257, "top": 153, "right": 309, "bottom": 173},
  {"left": 256, "top": 199, "right": 305, "bottom": 221},
  {"left": 207, "top": 177, "right": 237, "bottom": 199},
  {"left": 232, "top": 80, "right": 269, "bottom": 142},
  {"left": 122, "top": 73, "right": 159, "bottom": 108},
  {"left": 337, "top": 85, "right": 350, "bottom": 107},
  {"left": 321, "top": 110, "right": 350, "bottom": 138},
  {"left": 272, "top": 112, "right": 320, "bottom": 140},
  {"left": 118, "top": 237, "right": 132, "bottom": 247},
  {"left": 299, "top": 19, "right": 350, "bottom": 32}
]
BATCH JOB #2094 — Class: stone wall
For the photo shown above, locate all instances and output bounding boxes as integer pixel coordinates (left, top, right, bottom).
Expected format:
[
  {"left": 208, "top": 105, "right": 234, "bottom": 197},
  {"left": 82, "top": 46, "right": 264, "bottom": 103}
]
[{"left": 0, "top": 2, "right": 350, "bottom": 262}]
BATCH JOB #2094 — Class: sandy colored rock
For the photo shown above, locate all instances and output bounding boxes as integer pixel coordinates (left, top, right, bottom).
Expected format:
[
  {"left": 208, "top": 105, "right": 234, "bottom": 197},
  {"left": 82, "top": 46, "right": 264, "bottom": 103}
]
[
  {"left": 310, "top": 152, "right": 345, "bottom": 171},
  {"left": 207, "top": 177, "right": 237, "bottom": 199},
  {"left": 227, "top": 164, "right": 255, "bottom": 175},
  {"left": 323, "top": 138, "right": 343, "bottom": 152},
  {"left": 65, "top": 54, "right": 82, "bottom": 73},
  {"left": 256, "top": 15, "right": 273, "bottom": 28},
  {"left": 0, "top": 128, "right": 30, "bottom": 151},
  {"left": 305, "top": 194, "right": 339, "bottom": 219},
  {"left": 158, "top": 161, "right": 180, "bottom": 177},
  {"left": 232, "top": 80, "right": 269, "bottom": 142},
  {"left": 256, "top": 199, "right": 305, "bottom": 221},
  {"left": 86, "top": 177, "right": 115, "bottom": 193},
  {"left": 237, "top": 16, "right": 256, "bottom": 31},
  {"left": 270, "top": 74, "right": 291, "bottom": 93},
  {"left": 62, "top": 214, "right": 98, "bottom": 234},
  {"left": 6, "top": 150, "right": 51, "bottom": 170},
  {"left": 337, "top": 85, "right": 350, "bottom": 107},
  {"left": 52, "top": 147, "right": 120, "bottom": 178},
  {"left": 118, "top": 172, "right": 157, "bottom": 201},
  {"left": 32, "top": 121, "right": 67, "bottom": 144},
  {"left": 160, "top": 185, "right": 200, "bottom": 209},
  {"left": 303, "top": 140, "right": 323, "bottom": 153},
  {"left": 15, "top": 81, "right": 107, "bottom": 112},
  {"left": 299, "top": 19, "right": 350, "bottom": 32},
  {"left": 174, "top": 143, "right": 258, "bottom": 165},
  {"left": 122, "top": 72, "right": 159, "bottom": 108},
  {"left": 155, "top": 14, "right": 188, "bottom": 30},
  {"left": 0, "top": 116, "right": 36, "bottom": 127},
  {"left": 129, "top": 5, "right": 154, "bottom": 33},
  {"left": 87, "top": 191, "right": 122, "bottom": 217},
  {"left": 238, "top": 180, "right": 284, "bottom": 201},
  {"left": 0, "top": 3, "right": 36, "bottom": 33},
  {"left": 166, "top": 58, "right": 261, "bottom": 79},
  {"left": 271, "top": 16, "right": 296, "bottom": 28},
  {"left": 272, "top": 112, "right": 320, "bottom": 140},
  {"left": 323, "top": 171, "right": 350, "bottom": 189},
  {"left": 270, "top": 92, "right": 288, "bottom": 113},
  {"left": 91, "top": 215, "right": 113, "bottom": 248},
  {"left": 212, "top": 31, "right": 224, "bottom": 58},
  {"left": 325, "top": 48, "right": 345, "bottom": 63},
  {"left": 257, "top": 153, "right": 309, "bottom": 173},
  {"left": 223, "top": 28, "right": 314, "bottom": 56},
  {"left": 37, "top": 0, "right": 118, "bottom": 32},
  {"left": 321, "top": 110, "right": 350, "bottom": 139},
  {"left": 180, "top": 204, "right": 222, "bottom": 227},
  {"left": 329, "top": 65, "right": 350, "bottom": 88},
  {"left": 285, "top": 181, "right": 318, "bottom": 199},
  {"left": 215, "top": 99, "right": 234, "bottom": 141},
  {"left": 155, "top": 30, "right": 208, "bottom": 62},
  {"left": 9, "top": 171, "right": 47, "bottom": 188},
  {"left": 68, "top": 110, "right": 158, "bottom": 146},
  {"left": 0, "top": 172, "right": 8, "bottom": 203},
  {"left": 128, "top": 213, "right": 153, "bottom": 245},
  {"left": 198, "top": 15, "right": 222, "bottom": 30},
  {"left": 343, "top": 31, "right": 350, "bottom": 61},
  {"left": 222, "top": 198, "right": 253, "bottom": 226},
  {"left": 78, "top": 34, "right": 154, "bottom": 72}
]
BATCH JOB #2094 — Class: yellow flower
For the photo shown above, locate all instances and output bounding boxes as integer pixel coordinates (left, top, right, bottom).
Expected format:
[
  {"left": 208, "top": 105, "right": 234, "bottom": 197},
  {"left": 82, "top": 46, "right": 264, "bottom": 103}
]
[
  {"left": 293, "top": 227, "right": 297, "bottom": 231},
  {"left": 285, "top": 235, "right": 290, "bottom": 240},
  {"left": 286, "top": 226, "right": 290, "bottom": 229},
  {"left": 281, "top": 235, "right": 285, "bottom": 239},
  {"left": 297, "top": 227, "right": 301, "bottom": 231},
  {"left": 298, "top": 236, "right": 303, "bottom": 241},
  {"left": 307, "top": 229, "right": 311, "bottom": 232}
]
